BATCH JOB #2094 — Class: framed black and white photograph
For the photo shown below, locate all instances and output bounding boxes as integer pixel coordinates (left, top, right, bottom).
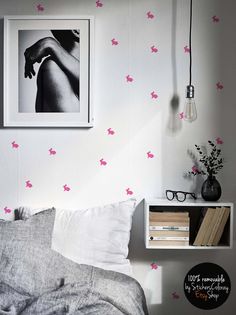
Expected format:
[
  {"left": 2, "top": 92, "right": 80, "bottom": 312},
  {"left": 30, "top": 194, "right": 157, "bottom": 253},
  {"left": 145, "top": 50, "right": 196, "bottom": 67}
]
[{"left": 4, "top": 15, "right": 94, "bottom": 127}]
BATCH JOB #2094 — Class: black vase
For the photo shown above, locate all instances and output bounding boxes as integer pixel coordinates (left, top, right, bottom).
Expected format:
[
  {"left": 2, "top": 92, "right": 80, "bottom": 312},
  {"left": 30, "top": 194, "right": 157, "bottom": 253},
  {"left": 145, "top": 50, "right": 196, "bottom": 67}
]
[{"left": 201, "top": 175, "right": 222, "bottom": 201}]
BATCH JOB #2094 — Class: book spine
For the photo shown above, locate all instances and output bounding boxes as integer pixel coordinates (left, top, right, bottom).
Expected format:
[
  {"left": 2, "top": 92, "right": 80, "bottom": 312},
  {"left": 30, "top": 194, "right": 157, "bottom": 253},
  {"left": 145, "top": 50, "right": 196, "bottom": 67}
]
[
  {"left": 149, "top": 240, "right": 189, "bottom": 246},
  {"left": 149, "top": 225, "right": 189, "bottom": 231},
  {"left": 149, "top": 216, "right": 190, "bottom": 222},
  {"left": 149, "top": 236, "right": 189, "bottom": 241},
  {"left": 149, "top": 211, "right": 189, "bottom": 216},
  {"left": 212, "top": 208, "right": 230, "bottom": 246},
  {"left": 149, "top": 221, "right": 190, "bottom": 226},
  {"left": 207, "top": 207, "right": 225, "bottom": 246},
  {"left": 149, "top": 212, "right": 189, "bottom": 219},
  {"left": 150, "top": 212, "right": 189, "bottom": 217},
  {"left": 201, "top": 208, "right": 217, "bottom": 246},
  {"left": 193, "top": 208, "right": 215, "bottom": 246}
]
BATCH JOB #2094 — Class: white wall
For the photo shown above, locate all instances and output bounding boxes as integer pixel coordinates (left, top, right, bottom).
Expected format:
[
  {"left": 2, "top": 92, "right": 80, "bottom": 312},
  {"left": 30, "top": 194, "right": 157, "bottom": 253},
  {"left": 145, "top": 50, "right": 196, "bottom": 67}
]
[{"left": 0, "top": 1, "right": 236, "bottom": 314}]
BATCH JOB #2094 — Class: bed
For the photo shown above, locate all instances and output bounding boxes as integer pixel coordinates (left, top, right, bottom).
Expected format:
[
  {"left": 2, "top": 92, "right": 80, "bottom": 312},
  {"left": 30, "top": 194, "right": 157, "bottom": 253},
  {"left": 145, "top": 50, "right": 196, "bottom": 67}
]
[{"left": 0, "top": 201, "right": 149, "bottom": 315}]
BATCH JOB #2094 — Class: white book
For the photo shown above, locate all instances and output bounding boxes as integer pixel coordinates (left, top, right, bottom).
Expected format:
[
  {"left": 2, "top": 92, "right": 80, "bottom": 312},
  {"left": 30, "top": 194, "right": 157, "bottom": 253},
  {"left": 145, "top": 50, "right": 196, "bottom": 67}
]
[
  {"left": 149, "top": 236, "right": 189, "bottom": 241},
  {"left": 149, "top": 225, "right": 189, "bottom": 231}
]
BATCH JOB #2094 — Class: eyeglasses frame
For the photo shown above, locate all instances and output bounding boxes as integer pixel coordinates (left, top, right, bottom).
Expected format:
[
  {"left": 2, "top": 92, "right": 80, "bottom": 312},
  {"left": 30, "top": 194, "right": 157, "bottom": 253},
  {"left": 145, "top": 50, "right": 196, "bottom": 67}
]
[{"left": 165, "top": 190, "right": 197, "bottom": 202}]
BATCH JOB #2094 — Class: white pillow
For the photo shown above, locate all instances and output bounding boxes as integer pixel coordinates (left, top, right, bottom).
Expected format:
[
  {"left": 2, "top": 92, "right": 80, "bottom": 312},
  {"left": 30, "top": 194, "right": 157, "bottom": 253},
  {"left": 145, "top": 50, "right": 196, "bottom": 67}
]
[{"left": 51, "top": 199, "right": 136, "bottom": 276}]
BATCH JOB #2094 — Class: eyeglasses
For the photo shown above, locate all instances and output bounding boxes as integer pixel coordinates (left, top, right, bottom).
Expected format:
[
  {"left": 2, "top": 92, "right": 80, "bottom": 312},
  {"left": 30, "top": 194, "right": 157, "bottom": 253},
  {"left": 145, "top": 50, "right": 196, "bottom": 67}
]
[{"left": 166, "top": 190, "right": 197, "bottom": 202}]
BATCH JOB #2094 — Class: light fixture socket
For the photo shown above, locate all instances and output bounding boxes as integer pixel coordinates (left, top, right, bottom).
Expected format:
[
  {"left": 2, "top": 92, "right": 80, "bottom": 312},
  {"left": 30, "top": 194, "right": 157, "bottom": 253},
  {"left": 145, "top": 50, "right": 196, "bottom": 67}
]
[{"left": 186, "top": 85, "right": 194, "bottom": 99}]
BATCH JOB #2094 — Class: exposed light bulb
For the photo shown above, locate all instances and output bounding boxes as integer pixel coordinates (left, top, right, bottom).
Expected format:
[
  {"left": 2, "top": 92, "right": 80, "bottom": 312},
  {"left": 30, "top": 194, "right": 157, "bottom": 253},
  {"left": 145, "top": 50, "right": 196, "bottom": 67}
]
[
  {"left": 184, "top": 99, "right": 197, "bottom": 122},
  {"left": 184, "top": 85, "right": 197, "bottom": 122}
]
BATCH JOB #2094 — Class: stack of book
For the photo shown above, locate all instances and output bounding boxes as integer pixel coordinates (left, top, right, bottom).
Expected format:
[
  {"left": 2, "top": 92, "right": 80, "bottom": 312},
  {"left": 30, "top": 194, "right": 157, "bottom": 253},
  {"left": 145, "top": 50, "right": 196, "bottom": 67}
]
[
  {"left": 149, "top": 211, "right": 190, "bottom": 246},
  {"left": 193, "top": 207, "right": 230, "bottom": 246}
]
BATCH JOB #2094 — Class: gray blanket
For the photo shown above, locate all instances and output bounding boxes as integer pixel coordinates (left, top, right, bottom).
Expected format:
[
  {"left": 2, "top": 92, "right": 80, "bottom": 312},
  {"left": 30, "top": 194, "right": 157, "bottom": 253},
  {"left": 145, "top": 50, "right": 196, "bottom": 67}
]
[{"left": 0, "top": 209, "right": 148, "bottom": 315}]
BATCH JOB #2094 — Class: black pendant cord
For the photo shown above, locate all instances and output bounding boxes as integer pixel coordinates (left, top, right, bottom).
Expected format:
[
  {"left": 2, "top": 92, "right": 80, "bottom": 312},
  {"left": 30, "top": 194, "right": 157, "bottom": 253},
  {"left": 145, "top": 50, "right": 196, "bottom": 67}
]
[{"left": 189, "top": 0, "right": 193, "bottom": 86}]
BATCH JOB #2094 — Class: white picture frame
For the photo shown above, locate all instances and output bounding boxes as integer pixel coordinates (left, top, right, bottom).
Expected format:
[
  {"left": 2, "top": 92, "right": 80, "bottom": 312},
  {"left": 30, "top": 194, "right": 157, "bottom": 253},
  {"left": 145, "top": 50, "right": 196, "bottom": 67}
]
[{"left": 4, "top": 15, "right": 94, "bottom": 127}]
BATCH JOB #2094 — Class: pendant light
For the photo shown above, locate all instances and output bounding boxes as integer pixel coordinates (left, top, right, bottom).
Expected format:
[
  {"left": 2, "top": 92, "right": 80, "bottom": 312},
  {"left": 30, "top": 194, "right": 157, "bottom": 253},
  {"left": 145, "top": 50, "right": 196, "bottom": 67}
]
[{"left": 184, "top": 0, "right": 197, "bottom": 122}]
